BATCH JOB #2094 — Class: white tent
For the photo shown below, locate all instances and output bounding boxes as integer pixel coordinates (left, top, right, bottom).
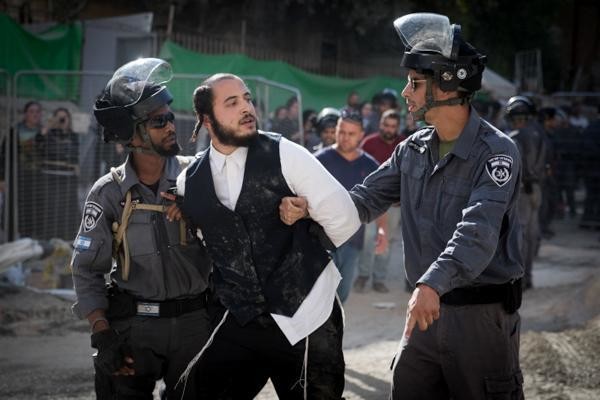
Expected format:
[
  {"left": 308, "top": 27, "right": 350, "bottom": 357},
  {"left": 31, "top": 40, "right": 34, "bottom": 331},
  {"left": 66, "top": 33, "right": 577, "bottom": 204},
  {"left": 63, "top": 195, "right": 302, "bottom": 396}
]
[{"left": 481, "top": 68, "right": 516, "bottom": 100}]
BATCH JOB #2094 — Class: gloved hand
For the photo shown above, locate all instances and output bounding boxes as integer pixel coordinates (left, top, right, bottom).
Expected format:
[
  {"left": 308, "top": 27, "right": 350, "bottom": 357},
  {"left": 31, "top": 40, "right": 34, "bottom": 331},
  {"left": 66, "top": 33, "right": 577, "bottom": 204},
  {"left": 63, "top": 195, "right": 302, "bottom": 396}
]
[
  {"left": 91, "top": 328, "right": 130, "bottom": 376},
  {"left": 523, "top": 181, "right": 533, "bottom": 194}
]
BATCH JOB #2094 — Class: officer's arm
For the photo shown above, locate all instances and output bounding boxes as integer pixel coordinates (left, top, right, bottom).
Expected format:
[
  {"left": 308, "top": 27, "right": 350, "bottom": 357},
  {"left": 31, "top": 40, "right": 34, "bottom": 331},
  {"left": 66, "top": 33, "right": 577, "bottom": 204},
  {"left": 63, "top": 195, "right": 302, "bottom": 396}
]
[
  {"left": 418, "top": 146, "right": 522, "bottom": 296},
  {"left": 349, "top": 143, "right": 403, "bottom": 223},
  {"left": 280, "top": 138, "right": 361, "bottom": 247},
  {"left": 71, "top": 186, "right": 115, "bottom": 320}
]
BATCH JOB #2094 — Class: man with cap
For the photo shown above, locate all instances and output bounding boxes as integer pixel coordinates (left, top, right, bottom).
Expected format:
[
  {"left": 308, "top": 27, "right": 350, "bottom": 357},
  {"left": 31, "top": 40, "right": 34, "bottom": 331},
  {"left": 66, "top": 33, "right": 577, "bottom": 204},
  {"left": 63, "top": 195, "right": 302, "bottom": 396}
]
[
  {"left": 282, "top": 12, "right": 524, "bottom": 399},
  {"left": 70, "top": 58, "right": 212, "bottom": 399}
]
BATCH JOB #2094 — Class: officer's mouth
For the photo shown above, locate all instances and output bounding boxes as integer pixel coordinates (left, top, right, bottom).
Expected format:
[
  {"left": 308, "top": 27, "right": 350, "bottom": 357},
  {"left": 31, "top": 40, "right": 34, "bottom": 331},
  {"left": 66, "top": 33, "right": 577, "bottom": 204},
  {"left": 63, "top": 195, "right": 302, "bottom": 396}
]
[{"left": 163, "top": 134, "right": 177, "bottom": 145}]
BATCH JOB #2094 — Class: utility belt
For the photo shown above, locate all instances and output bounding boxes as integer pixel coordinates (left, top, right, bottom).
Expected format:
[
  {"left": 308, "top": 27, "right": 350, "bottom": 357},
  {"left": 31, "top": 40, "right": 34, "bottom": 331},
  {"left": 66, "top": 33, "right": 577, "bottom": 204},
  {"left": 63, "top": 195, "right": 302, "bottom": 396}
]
[
  {"left": 440, "top": 279, "right": 522, "bottom": 314},
  {"left": 106, "top": 286, "right": 208, "bottom": 319}
]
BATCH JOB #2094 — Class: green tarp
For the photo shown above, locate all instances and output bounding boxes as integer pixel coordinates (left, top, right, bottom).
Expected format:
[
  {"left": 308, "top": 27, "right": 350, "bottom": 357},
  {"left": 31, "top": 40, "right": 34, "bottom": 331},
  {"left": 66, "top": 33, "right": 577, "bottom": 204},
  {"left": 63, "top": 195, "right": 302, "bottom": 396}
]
[
  {"left": 160, "top": 40, "right": 407, "bottom": 114},
  {"left": 0, "top": 13, "right": 82, "bottom": 100}
]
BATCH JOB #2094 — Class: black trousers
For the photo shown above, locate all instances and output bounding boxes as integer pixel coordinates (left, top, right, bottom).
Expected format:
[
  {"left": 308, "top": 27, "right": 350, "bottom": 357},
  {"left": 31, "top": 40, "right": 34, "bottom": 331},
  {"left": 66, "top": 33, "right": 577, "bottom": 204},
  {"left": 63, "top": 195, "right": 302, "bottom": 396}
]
[
  {"left": 391, "top": 303, "right": 523, "bottom": 400},
  {"left": 94, "top": 308, "right": 212, "bottom": 400},
  {"left": 192, "top": 301, "right": 345, "bottom": 399}
]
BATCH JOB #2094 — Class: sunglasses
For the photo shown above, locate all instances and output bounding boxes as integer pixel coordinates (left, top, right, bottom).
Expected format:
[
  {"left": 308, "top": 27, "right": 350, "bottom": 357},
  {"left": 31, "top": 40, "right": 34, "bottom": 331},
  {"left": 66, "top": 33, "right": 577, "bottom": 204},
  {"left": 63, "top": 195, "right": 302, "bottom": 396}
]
[
  {"left": 146, "top": 111, "right": 175, "bottom": 128},
  {"left": 339, "top": 109, "right": 363, "bottom": 124},
  {"left": 407, "top": 77, "right": 428, "bottom": 92}
]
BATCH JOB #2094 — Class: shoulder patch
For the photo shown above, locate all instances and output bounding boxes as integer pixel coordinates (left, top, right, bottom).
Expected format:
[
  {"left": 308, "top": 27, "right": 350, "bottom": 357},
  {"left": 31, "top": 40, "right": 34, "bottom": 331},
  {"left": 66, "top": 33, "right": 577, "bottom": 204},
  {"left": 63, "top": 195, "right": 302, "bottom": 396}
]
[
  {"left": 486, "top": 154, "right": 513, "bottom": 187},
  {"left": 83, "top": 201, "right": 104, "bottom": 232}
]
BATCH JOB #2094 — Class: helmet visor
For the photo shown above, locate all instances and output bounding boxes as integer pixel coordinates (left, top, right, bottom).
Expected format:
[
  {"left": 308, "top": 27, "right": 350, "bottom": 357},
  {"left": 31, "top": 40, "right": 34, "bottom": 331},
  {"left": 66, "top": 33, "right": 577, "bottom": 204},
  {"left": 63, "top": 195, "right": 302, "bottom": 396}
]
[
  {"left": 106, "top": 58, "right": 173, "bottom": 107},
  {"left": 393, "top": 13, "right": 456, "bottom": 60}
]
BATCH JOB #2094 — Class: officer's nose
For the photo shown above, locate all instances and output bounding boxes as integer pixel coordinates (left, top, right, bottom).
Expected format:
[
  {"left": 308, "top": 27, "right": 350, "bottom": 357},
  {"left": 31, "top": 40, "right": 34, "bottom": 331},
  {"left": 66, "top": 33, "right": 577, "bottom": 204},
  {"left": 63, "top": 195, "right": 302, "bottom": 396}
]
[{"left": 401, "top": 81, "right": 411, "bottom": 99}]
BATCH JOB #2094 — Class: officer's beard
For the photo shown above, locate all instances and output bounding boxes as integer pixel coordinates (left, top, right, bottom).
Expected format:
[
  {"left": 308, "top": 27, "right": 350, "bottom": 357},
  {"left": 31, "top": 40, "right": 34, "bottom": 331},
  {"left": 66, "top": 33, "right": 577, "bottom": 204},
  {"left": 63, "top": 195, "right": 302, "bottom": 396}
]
[
  {"left": 211, "top": 113, "right": 259, "bottom": 147},
  {"left": 153, "top": 132, "right": 181, "bottom": 157},
  {"left": 155, "top": 141, "right": 180, "bottom": 157}
]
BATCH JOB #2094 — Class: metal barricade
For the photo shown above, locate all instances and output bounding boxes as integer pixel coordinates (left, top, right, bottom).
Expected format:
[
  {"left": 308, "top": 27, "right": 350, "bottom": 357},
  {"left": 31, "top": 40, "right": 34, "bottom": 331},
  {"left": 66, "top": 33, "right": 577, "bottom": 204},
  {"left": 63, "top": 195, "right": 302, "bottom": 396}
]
[
  {"left": 0, "top": 69, "right": 11, "bottom": 243},
  {"left": 11, "top": 70, "right": 112, "bottom": 242}
]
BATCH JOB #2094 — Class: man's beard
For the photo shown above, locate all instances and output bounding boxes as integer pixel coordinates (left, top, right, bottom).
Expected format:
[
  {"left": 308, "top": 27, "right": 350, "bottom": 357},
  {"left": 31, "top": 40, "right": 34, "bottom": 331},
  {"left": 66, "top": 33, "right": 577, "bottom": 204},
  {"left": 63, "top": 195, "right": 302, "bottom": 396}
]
[
  {"left": 211, "top": 114, "right": 259, "bottom": 147},
  {"left": 381, "top": 131, "right": 397, "bottom": 141}
]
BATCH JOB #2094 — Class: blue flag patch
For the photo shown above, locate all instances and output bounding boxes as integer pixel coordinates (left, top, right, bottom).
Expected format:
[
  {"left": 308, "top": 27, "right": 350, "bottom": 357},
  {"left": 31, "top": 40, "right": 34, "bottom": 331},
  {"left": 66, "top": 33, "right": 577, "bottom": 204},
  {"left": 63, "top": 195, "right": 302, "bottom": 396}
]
[{"left": 74, "top": 235, "right": 92, "bottom": 251}]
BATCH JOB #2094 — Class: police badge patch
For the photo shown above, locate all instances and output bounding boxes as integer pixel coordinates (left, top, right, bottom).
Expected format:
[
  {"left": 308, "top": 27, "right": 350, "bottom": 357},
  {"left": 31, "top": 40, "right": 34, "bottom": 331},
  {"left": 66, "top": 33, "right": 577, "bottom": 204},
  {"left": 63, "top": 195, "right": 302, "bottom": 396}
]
[
  {"left": 486, "top": 155, "right": 513, "bottom": 187},
  {"left": 83, "top": 201, "right": 103, "bottom": 232}
]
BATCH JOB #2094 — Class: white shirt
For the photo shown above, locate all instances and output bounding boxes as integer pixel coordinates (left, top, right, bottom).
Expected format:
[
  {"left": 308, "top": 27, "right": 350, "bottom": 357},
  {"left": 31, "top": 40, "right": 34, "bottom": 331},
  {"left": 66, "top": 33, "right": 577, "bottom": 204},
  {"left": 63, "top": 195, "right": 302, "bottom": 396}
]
[{"left": 178, "top": 136, "right": 361, "bottom": 345}]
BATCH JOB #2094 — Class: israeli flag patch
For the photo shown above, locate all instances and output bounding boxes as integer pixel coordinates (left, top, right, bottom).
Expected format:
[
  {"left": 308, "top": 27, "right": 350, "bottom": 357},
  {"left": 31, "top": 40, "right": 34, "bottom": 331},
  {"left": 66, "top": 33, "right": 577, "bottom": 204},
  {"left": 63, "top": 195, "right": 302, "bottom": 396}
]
[
  {"left": 486, "top": 154, "right": 513, "bottom": 187},
  {"left": 74, "top": 235, "right": 92, "bottom": 251}
]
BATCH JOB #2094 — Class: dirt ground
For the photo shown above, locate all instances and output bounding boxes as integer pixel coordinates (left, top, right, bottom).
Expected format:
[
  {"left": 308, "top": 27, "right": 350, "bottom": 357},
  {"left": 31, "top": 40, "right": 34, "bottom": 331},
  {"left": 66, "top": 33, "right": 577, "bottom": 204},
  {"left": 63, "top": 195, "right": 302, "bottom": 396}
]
[{"left": 0, "top": 217, "right": 599, "bottom": 399}]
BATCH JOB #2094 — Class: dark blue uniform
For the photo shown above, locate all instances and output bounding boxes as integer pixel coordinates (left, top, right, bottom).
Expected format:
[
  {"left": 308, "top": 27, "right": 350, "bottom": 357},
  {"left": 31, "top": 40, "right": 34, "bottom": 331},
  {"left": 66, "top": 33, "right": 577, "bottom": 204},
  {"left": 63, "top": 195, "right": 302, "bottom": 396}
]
[{"left": 350, "top": 108, "right": 525, "bottom": 399}]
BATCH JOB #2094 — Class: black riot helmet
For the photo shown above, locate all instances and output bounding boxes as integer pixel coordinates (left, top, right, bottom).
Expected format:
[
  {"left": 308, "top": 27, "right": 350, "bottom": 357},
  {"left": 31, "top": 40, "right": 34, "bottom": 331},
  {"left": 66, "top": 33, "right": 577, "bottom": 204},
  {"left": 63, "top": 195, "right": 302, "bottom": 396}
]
[
  {"left": 94, "top": 58, "right": 174, "bottom": 144},
  {"left": 394, "top": 13, "right": 487, "bottom": 119},
  {"left": 506, "top": 95, "right": 536, "bottom": 119},
  {"left": 315, "top": 107, "right": 341, "bottom": 134}
]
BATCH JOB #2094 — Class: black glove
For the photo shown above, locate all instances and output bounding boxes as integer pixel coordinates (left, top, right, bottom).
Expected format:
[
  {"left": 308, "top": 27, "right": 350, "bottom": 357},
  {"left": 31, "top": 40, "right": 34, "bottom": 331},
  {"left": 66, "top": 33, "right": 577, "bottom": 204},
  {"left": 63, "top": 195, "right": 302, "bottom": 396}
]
[
  {"left": 523, "top": 181, "right": 533, "bottom": 194},
  {"left": 91, "top": 328, "right": 130, "bottom": 376}
]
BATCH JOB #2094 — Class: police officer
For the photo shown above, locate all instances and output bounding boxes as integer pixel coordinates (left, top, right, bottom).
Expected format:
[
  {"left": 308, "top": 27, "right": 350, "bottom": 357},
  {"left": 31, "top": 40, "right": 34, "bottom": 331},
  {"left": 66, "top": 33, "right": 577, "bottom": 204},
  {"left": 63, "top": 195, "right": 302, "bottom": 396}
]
[
  {"left": 506, "top": 95, "right": 546, "bottom": 289},
  {"left": 70, "top": 58, "right": 212, "bottom": 399},
  {"left": 281, "top": 12, "right": 524, "bottom": 399}
]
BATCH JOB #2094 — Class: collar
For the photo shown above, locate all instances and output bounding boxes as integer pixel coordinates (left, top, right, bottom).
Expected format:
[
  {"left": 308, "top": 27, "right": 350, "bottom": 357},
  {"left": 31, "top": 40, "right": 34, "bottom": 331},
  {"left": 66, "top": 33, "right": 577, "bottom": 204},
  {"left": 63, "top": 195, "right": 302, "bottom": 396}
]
[
  {"left": 450, "top": 107, "right": 481, "bottom": 160},
  {"left": 114, "top": 154, "right": 182, "bottom": 197},
  {"left": 209, "top": 142, "right": 249, "bottom": 173}
]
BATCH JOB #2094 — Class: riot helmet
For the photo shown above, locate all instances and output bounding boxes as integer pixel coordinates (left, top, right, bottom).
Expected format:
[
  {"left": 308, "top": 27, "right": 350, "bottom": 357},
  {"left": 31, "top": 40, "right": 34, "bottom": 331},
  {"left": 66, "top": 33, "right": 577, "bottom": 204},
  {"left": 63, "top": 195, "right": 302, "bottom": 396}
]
[
  {"left": 394, "top": 13, "right": 487, "bottom": 119},
  {"left": 315, "top": 107, "right": 341, "bottom": 134},
  {"left": 94, "top": 58, "right": 174, "bottom": 146},
  {"left": 506, "top": 95, "right": 535, "bottom": 119}
]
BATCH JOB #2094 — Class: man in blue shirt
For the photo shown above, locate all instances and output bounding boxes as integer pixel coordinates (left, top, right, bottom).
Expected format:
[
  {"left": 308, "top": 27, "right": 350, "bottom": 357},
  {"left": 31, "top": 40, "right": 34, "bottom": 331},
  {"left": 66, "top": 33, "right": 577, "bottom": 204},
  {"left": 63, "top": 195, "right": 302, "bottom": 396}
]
[{"left": 314, "top": 109, "right": 388, "bottom": 302}]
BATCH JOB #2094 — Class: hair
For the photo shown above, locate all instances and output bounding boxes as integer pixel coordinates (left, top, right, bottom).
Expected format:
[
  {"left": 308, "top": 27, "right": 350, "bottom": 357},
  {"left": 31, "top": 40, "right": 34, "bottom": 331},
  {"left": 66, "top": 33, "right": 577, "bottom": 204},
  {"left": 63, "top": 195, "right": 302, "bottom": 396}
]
[
  {"left": 380, "top": 109, "right": 401, "bottom": 124},
  {"left": 23, "top": 100, "right": 41, "bottom": 113},
  {"left": 191, "top": 73, "right": 240, "bottom": 140},
  {"left": 53, "top": 107, "right": 71, "bottom": 119},
  {"left": 285, "top": 96, "right": 298, "bottom": 110},
  {"left": 302, "top": 109, "right": 316, "bottom": 124}
]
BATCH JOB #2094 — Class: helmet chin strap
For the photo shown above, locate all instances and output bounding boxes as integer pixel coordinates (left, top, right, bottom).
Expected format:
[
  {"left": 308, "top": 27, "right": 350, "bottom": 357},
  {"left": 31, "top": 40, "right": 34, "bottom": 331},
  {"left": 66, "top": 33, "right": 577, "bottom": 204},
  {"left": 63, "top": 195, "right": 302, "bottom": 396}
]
[
  {"left": 411, "top": 77, "right": 470, "bottom": 121},
  {"left": 127, "top": 123, "right": 162, "bottom": 156}
]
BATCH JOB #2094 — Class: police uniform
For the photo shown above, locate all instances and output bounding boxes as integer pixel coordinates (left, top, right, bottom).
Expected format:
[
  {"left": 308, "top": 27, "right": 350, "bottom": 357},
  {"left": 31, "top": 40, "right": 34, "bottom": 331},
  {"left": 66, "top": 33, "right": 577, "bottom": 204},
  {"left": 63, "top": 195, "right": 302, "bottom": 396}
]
[
  {"left": 71, "top": 155, "right": 212, "bottom": 399},
  {"left": 350, "top": 108, "right": 525, "bottom": 399},
  {"left": 509, "top": 121, "right": 546, "bottom": 288}
]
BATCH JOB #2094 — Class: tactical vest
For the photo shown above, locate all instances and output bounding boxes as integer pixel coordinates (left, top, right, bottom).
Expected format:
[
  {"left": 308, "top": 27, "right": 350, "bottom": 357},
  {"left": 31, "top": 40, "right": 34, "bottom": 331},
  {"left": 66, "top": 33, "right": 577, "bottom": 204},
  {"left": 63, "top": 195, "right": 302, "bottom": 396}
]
[{"left": 182, "top": 132, "right": 330, "bottom": 325}]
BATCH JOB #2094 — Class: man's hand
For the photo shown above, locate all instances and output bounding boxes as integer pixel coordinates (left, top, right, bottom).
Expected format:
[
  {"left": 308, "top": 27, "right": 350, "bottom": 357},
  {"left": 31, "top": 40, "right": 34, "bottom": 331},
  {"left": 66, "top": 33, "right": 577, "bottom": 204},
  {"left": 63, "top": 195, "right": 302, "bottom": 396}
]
[
  {"left": 279, "top": 196, "right": 308, "bottom": 225},
  {"left": 374, "top": 228, "right": 388, "bottom": 255},
  {"left": 160, "top": 191, "right": 183, "bottom": 222},
  {"left": 403, "top": 284, "right": 440, "bottom": 340},
  {"left": 91, "top": 329, "right": 135, "bottom": 376}
]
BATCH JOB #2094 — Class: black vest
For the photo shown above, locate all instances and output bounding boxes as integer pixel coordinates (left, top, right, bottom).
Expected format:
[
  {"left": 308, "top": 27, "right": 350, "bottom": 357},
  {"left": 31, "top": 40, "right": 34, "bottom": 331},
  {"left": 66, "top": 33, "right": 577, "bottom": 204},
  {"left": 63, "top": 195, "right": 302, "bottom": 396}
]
[{"left": 182, "top": 132, "right": 331, "bottom": 325}]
